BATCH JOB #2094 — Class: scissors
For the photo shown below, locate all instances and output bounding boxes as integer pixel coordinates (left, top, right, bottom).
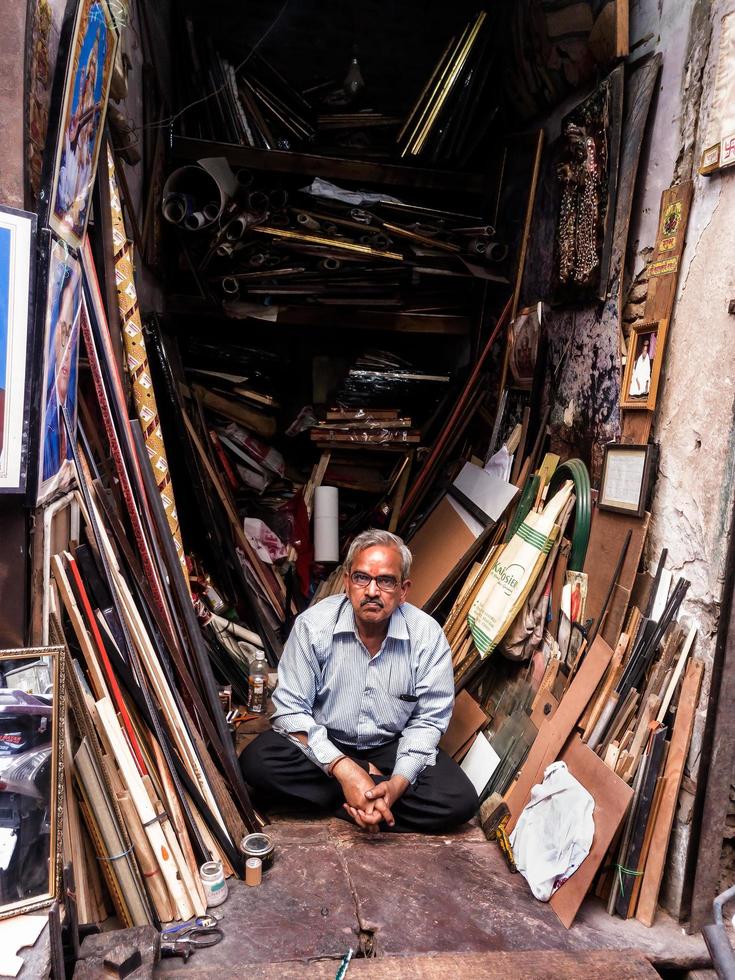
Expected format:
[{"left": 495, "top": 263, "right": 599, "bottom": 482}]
[{"left": 161, "top": 916, "right": 224, "bottom": 961}]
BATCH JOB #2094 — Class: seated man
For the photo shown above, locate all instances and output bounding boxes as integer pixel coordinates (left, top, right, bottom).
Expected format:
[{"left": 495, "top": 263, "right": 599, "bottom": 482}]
[{"left": 240, "top": 529, "right": 479, "bottom": 833}]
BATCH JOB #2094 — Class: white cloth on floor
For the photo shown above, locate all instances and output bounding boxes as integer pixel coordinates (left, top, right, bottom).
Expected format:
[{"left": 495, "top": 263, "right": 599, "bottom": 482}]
[{"left": 509, "top": 760, "right": 595, "bottom": 901}]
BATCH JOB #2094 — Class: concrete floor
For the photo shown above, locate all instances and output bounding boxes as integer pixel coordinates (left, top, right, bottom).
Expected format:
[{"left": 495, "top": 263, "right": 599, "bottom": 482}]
[{"left": 155, "top": 814, "right": 709, "bottom": 978}]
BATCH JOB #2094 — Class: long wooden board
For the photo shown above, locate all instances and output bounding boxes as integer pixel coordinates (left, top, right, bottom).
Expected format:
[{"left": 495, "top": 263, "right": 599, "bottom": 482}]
[
  {"left": 551, "top": 735, "right": 634, "bottom": 928},
  {"left": 636, "top": 658, "right": 704, "bottom": 926},
  {"left": 505, "top": 636, "right": 614, "bottom": 830}
]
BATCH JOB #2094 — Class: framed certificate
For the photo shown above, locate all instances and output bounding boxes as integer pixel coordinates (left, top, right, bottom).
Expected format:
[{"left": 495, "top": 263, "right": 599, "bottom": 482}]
[{"left": 598, "top": 443, "right": 654, "bottom": 518}]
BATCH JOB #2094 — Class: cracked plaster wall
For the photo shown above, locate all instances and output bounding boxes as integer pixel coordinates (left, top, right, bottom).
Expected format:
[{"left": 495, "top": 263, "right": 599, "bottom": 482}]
[{"left": 627, "top": 0, "right": 735, "bottom": 916}]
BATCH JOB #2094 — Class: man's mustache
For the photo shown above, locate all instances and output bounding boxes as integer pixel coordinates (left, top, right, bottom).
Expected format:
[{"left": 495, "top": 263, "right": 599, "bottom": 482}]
[{"left": 361, "top": 597, "right": 384, "bottom": 608}]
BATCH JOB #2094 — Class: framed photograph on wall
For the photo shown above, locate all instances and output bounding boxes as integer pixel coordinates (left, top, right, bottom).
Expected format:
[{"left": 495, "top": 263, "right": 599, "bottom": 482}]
[
  {"left": 598, "top": 443, "right": 655, "bottom": 518},
  {"left": 37, "top": 238, "right": 82, "bottom": 505},
  {"left": 46, "top": 0, "right": 119, "bottom": 250},
  {"left": 620, "top": 318, "right": 669, "bottom": 411},
  {"left": 0, "top": 205, "right": 37, "bottom": 494}
]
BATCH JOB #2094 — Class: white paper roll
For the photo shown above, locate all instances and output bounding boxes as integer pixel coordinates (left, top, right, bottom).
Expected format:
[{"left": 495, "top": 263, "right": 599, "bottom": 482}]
[{"left": 314, "top": 486, "right": 339, "bottom": 563}]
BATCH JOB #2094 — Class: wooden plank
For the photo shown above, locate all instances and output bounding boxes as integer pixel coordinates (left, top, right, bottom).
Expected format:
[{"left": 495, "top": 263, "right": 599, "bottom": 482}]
[
  {"left": 173, "top": 136, "right": 488, "bottom": 193},
  {"left": 506, "top": 636, "right": 614, "bottom": 829},
  {"left": 582, "top": 507, "right": 650, "bottom": 647},
  {"left": 637, "top": 658, "right": 704, "bottom": 926},
  {"left": 551, "top": 735, "right": 634, "bottom": 928},
  {"left": 621, "top": 182, "right": 694, "bottom": 445}
]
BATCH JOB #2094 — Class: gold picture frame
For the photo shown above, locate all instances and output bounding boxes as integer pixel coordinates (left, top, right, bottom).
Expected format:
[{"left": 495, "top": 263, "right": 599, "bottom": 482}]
[
  {"left": 620, "top": 317, "right": 669, "bottom": 412},
  {"left": 0, "top": 645, "right": 65, "bottom": 920}
]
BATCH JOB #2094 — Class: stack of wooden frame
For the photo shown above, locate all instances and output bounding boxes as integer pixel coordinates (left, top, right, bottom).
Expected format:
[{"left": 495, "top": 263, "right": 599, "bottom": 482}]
[{"left": 49, "top": 239, "right": 263, "bottom": 926}]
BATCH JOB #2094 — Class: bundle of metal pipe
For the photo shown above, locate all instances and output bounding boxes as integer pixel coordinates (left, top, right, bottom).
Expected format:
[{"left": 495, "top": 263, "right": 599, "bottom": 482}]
[{"left": 162, "top": 166, "right": 509, "bottom": 313}]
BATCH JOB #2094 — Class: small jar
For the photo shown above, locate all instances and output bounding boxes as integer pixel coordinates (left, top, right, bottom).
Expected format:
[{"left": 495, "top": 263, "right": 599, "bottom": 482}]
[
  {"left": 240, "top": 832, "right": 274, "bottom": 872},
  {"left": 200, "top": 860, "right": 228, "bottom": 908}
]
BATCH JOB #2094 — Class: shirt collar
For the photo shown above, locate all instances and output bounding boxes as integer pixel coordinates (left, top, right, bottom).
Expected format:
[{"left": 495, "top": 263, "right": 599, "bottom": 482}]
[{"left": 334, "top": 596, "right": 410, "bottom": 644}]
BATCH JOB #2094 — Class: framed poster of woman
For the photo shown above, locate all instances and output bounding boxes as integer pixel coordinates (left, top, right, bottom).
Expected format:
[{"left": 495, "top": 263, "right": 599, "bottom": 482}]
[
  {"left": 0, "top": 206, "right": 37, "bottom": 494},
  {"left": 37, "top": 238, "right": 82, "bottom": 504},
  {"left": 46, "top": 0, "right": 118, "bottom": 250},
  {"left": 620, "top": 318, "right": 669, "bottom": 412}
]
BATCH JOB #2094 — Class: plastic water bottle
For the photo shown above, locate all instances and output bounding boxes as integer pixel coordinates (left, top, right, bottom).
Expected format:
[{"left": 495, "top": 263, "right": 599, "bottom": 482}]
[{"left": 248, "top": 651, "right": 268, "bottom": 714}]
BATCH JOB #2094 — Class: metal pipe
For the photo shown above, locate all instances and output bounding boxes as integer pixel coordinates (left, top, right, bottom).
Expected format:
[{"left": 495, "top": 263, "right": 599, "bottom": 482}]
[
  {"left": 235, "top": 168, "right": 254, "bottom": 188},
  {"left": 221, "top": 277, "right": 239, "bottom": 296},
  {"left": 486, "top": 242, "right": 509, "bottom": 263},
  {"left": 268, "top": 188, "right": 288, "bottom": 209},
  {"left": 297, "top": 213, "right": 320, "bottom": 231},
  {"left": 320, "top": 257, "right": 341, "bottom": 271},
  {"left": 251, "top": 225, "right": 403, "bottom": 261},
  {"left": 247, "top": 191, "right": 269, "bottom": 214}
]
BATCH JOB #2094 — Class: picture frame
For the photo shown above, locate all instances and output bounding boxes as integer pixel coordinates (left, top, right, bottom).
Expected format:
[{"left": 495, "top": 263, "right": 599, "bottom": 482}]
[
  {"left": 0, "top": 205, "right": 37, "bottom": 494},
  {"left": 620, "top": 317, "right": 669, "bottom": 411},
  {"left": 46, "top": 0, "right": 119, "bottom": 250},
  {"left": 0, "top": 645, "right": 65, "bottom": 920},
  {"left": 37, "top": 237, "right": 82, "bottom": 505},
  {"left": 598, "top": 443, "right": 655, "bottom": 518}
]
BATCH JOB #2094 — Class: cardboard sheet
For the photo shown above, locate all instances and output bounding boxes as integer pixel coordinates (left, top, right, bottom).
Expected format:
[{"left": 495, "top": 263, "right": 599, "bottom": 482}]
[
  {"left": 439, "top": 690, "right": 489, "bottom": 758},
  {"left": 461, "top": 734, "right": 501, "bottom": 796},
  {"left": 582, "top": 506, "right": 650, "bottom": 645},
  {"left": 0, "top": 915, "right": 47, "bottom": 977},
  {"left": 407, "top": 498, "right": 478, "bottom": 608},
  {"left": 550, "top": 735, "right": 634, "bottom": 928}
]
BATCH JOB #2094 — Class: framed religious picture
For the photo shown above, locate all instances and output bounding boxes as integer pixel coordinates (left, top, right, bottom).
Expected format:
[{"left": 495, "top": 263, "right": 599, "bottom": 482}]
[
  {"left": 37, "top": 238, "right": 82, "bottom": 504},
  {"left": 620, "top": 317, "right": 669, "bottom": 411},
  {"left": 508, "top": 303, "right": 542, "bottom": 390},
  {"left": 0, "top": 206, "right": 37, "bottom": 494},
  {"left": 598, "top": 443, "right": 655, "bottom": 518},
  {"left": 46, "top": 0, "right": 119, "bottom": 250}
]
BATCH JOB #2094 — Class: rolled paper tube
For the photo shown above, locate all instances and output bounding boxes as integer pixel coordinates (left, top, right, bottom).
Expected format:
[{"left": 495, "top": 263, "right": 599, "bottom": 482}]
[
  {"left": 203, "top": 201, "right": 220, "bottom": 222},
  {"left": 245, "top": 857, "right": 262, "bottom": 886},
  {"left": 221, "top": 277, "right": 239, "bottom": 296},
  {"left": 486, "top": 242, "right": 509, "bottom": 263},
  {"left": 236, "top": 167, "right": 254, "bottom": 188},
  {"left": 455, "top": 224, "right": 496, "bottom": 237},
  {"left": 184, "top": 211, "right": 207, "bottom": 231},
  {"left": 225, "top": 214, "right": 251, "bottom": 241},
  {"left": 162, "top": 163, "right": 223, "bottom": 224},
  {"left": 314, "top": 486, "right": 339, "bottom": 563},
  {"left": 247, "top": 191, "right": 269, "bottom": 213},
  {"left": 320, "top": 257, "right": 341, "bottom": 271},
  {"left": 269, "top": 188, "right": 288, "bottom": 209},
  {"left": 162, "top": 193, "right": 193, "bottom": 224},
  {"left": 297, "top": 213, "right": 320, "bottom": 231}
]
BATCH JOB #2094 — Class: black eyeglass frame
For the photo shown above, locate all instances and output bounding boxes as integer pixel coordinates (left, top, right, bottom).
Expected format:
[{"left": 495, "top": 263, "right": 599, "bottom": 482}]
[{"left": 349, "top": 571, "right": 403, "bottom": 593}]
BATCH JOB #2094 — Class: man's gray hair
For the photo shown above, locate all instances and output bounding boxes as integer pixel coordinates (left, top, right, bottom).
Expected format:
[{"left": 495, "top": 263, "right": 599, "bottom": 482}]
[{"left": 345, "top": 529, "right": 412, "bottom": 580}]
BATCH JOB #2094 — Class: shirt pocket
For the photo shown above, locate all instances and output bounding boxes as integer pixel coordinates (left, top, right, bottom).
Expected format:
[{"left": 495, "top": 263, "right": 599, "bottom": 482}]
[{"left": 379, "top": 692, "right": 417, "bottom": 733}]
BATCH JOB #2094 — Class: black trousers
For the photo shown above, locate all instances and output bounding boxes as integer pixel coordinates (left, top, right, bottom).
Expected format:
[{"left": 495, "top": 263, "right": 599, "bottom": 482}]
[{"left": 240, "top": 729, "right": 479, "bottom": 833}]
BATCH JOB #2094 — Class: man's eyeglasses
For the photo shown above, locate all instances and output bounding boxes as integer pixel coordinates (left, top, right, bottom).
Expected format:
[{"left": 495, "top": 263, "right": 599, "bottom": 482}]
[{"left": 350, "top": 571, "right": 401, "bottom": 593}]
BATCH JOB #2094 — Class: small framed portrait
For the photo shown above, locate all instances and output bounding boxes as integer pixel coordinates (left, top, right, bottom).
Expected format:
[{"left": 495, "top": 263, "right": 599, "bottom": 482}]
[
  {"left": 0, "top": 206, "right": 37, "bottom": 494},
  {"left": 620, "top": 318, "right": 669, "bottom": 411},
  {"left": 598, "top": 443, "right": 655, "bottom": 518},
  {"left": 37, "top": 238, "right": 82, "bottom": 504},
  {"left": 47, "top": 0, "right": 119, "bottom": 250},
  {"left": 508, "top": 303, "right": 541, "bottom": 390}
]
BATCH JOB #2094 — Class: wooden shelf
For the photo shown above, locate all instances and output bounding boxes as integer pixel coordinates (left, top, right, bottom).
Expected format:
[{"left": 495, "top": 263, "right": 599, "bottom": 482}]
[
  {"left": 164, "top": 295, "right": 471, "bottom": 335},
  {"left": 172, "top": 137, "right": 488, "bottom": 195}
]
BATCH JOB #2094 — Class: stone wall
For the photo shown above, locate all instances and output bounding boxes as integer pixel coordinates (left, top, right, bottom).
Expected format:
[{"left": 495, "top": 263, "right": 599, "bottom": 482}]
[{"left": 627, "top": 0, "right": 735, "bottom": 916}]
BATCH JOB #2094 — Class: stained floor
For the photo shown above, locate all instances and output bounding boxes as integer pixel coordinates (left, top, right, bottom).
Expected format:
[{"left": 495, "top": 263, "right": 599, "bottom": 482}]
[{"left": 155, "top": 815, "right": 709, "bottom": 977}]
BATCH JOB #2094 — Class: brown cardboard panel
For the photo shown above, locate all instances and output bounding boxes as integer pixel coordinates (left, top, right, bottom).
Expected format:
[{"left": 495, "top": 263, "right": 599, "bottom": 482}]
[
  {"left": 407, "top": 497, "right": 477, "bottom": 608},
  {"left": 550, "top": 735, "right": 634, "bottom": 928},
  {"left": 583, "top": 506, "right": 650, "bottom": 639},
  {"left": 440, "top": 689, "right": 489, "bottom": 758}
]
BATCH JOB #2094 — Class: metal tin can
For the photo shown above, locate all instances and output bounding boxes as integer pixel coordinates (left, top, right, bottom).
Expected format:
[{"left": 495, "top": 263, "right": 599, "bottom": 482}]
[{"left": 239, "top": 832, "right": 275, "bottom": 871}]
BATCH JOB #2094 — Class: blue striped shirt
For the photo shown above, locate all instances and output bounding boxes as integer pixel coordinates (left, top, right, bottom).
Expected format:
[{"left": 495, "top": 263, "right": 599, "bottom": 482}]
[{"left": 271, "top": 594, "right": 454, "bottom": 784}]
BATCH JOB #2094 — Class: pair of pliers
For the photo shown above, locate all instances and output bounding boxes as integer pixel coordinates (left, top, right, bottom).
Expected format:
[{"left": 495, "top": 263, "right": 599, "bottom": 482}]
[{"left": 161, "top": 916, "right": 224, "bottom": 960}]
